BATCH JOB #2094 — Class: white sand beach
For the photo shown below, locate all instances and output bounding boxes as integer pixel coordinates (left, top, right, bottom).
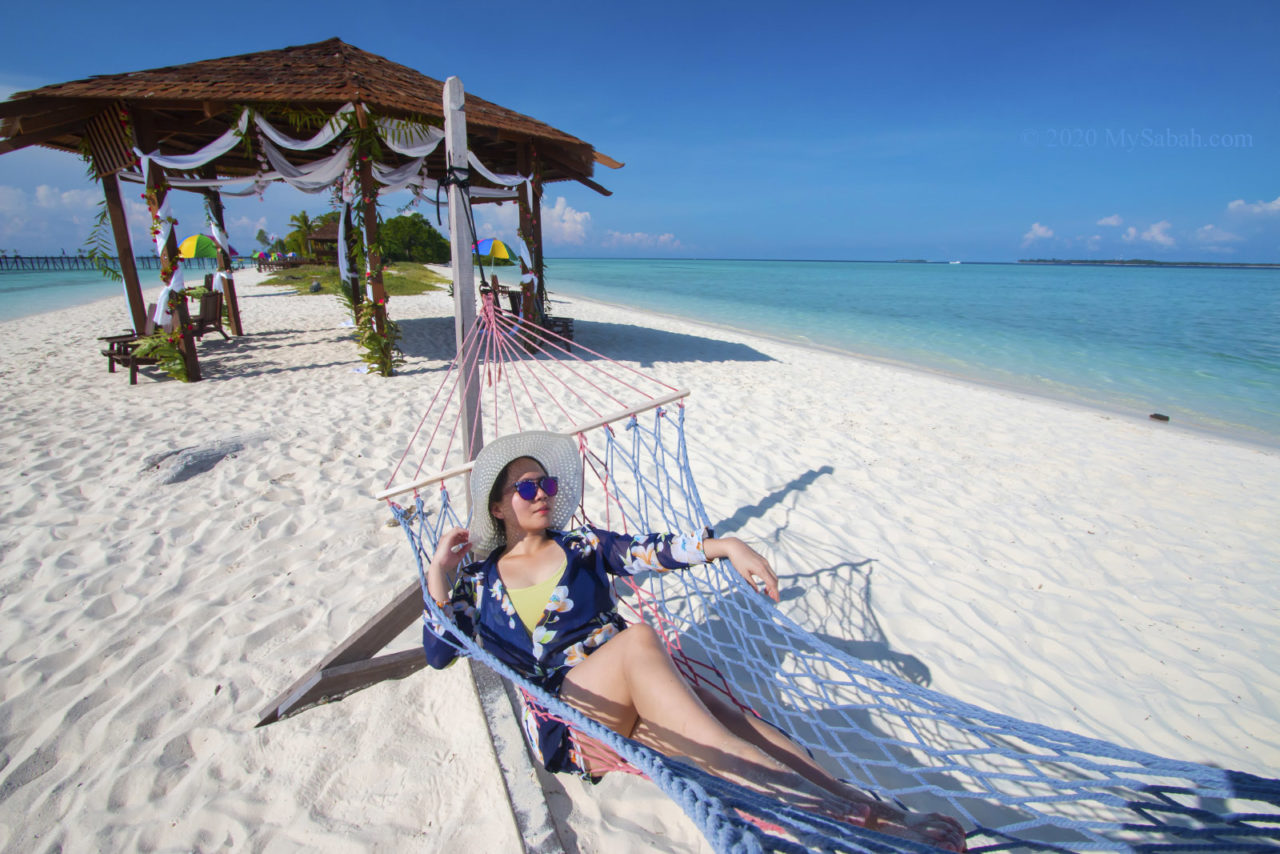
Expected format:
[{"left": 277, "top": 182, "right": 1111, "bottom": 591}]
[{"left": 0, "top": 269, "right": 1277, "bottom": 852}]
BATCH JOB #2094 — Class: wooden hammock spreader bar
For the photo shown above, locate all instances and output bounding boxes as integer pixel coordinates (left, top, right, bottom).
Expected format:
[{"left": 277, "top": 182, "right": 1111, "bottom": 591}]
[{"left": 372, "top": 387, "right": 691, "bottom": 502}]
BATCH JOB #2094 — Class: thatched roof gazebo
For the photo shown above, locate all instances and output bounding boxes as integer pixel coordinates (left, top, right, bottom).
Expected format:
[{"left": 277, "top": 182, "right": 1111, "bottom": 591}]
[{"left": 0, "top": 38, "right": 620, "bottom": 379}]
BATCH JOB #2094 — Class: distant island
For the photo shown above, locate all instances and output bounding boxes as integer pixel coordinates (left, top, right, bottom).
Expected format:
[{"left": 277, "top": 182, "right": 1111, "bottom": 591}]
[{"left": 1019, "top": 258, "right": 1280, "bottom": 269}]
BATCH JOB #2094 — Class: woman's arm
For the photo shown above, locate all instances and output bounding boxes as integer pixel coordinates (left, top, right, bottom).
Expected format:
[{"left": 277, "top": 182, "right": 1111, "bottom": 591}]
[
  {"left": 704, "top": 536, "right": 780, "bottom": 602},
  {"left": 427, "top": 526, "right": 471, "bottom": 606},
  {"left": 591, "top": 527, "right": 780, "bottom": 603},
  {"left": 422, "top": 526, "right": 478, "bottom": 670}
]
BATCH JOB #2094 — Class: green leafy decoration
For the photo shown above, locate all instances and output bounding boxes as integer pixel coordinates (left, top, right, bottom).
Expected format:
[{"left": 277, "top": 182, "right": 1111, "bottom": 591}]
[
  {"left": 355, "top": 301, "right": 404, "bottom": 377},
  {"left": 84, "top": 199, "right": 122, "bottom": 283}
]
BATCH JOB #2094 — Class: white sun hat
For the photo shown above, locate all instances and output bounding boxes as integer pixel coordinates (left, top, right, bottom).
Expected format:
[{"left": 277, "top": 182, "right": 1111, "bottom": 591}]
[{"left": 468, "top": 430, "right": 582, "bottom": 557}]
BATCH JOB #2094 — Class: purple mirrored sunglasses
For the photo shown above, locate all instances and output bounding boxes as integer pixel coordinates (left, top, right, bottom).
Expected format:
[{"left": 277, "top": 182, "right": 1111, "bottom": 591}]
[{"left": 507, "top": 476, "right": 559, "bottom": 501}]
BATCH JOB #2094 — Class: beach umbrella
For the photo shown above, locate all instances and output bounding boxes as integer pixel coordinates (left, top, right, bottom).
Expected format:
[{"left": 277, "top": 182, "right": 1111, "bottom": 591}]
[
  {"left": 178, "top": 234, "right": 220, "bottom": 259},
  {"left": 473, "top": 238, "right": 517, "bottom": 262}
]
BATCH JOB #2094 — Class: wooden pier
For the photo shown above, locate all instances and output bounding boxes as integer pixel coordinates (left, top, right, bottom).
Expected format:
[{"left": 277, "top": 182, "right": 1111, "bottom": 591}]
[{"left": 0, "top": 255, "right": 233, "bottom": 272}]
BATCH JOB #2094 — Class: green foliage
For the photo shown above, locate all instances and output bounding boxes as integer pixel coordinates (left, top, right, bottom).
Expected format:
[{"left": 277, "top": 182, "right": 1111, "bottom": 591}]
[
  {"left": 287, "top": 210, "right": 318, "bottom": 256},
  {"left": 131, "top": 332, "right": 189, "bottom": 382},
  {"left": 381, "top": 213, "right": 451, "bottom": 263},
  {"left": 84, "top": 200, "right": 122, "bottom": 283},
  {"left": 336, "top": 274, "right": 358, "bottom": 320},
  {"left": 260, "top": 263, "right": 447, "bottom": 297},
  {"left": 356, "top": 302, "right": 404, "bottom": 377}
]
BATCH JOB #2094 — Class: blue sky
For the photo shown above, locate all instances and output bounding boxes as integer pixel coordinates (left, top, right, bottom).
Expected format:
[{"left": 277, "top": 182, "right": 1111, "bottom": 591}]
[{"left": 1, "top": 0, "right": 1277, "bottom": 262}]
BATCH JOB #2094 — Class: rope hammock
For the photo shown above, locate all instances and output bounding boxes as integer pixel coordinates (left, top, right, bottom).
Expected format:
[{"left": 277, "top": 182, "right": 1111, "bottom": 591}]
[{"left": 384, "top": 295, "right": 1280, "bottom": 853}]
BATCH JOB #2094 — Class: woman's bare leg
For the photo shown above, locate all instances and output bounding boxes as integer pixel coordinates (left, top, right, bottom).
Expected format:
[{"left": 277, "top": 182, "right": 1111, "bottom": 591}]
[
  {"left": 562, "top": 625, "right": 966, "bottom": 851},
  {"left": 561, "top": 624, "right": 853, "bottom": 818},
  {"left": 691, "top": 684, "right": 967, "bottom": 842}
]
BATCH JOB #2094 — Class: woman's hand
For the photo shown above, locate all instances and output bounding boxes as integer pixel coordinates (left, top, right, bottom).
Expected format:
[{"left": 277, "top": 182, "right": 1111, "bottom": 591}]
[
  {"left": 862, "top": 801, "right": 967, "bottom": 852},
  {"left": 427, "top": 527, "right": 472, "bottom": 606},
  {"left": 705, "top": 537, "right": 779, "bottom": 602}
]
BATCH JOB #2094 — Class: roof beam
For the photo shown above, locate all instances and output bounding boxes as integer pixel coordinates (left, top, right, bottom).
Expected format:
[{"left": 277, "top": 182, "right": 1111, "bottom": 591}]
[
  {"left": 15, "top": 102, "right": 105, "bottom": 134},
  {"left": 0, "top": 121, "right": 90, "bottom": 156},
  {"left": 594, "top": 150, "right": 624, "bottom": 169},
  {"left": 0, "top": 95, "right": 104, "bottom": 120}
]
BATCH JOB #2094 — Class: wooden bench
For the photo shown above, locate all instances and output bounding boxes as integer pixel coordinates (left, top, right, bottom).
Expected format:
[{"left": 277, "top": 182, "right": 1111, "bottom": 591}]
[{"left": 542, "top": 316, "right": 574, "bottom": 352}]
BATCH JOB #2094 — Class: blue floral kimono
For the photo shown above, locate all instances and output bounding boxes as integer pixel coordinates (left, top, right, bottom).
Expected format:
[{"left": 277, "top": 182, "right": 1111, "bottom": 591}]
[{"left": 422, "top": 525, "right": 711, "bottom": 776}]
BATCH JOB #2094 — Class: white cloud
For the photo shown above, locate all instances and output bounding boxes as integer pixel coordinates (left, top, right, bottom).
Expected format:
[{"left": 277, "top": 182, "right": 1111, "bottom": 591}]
[
  {"left": 603, "top": 230, "right": 682, "bottom": 250},
  {"left": 34, "top": 184, "right": 97, "bottom": 210},
  {"left": 474, "top": 202, "right": 519, "bottom": 239},
  {"left": 0, "top": 184, "right": 27, "bottom": 215},
  {"left": 0, "top": 183, "right": 98, "bottom": 215},
  {"left": 229, "top": 214, "right": 269, "bottom": 238},
  {"left": 1195, "top": 224, "right": 1243, "bottom": 243},
  {"left": 1122, "top": 226, "right": 1138, "bottom": 242},
  {"left": 1096, "top": 214, "right": 1123, "bottom": 227},
  {"left": 1140, "top": 220, "right": 1175, "bottom": 247},
  {"left": 1086, "top": 234, "right": 1102, "bottom": 251},
  {"left": 1226, "top": 195, "right": 1280, "bottom": 215},
  {"left": 541, "top": 196, "right": 590, "bottom": 245},
  {"left": 1020, "top": 222, "right": 1053, "bottom": 246}
]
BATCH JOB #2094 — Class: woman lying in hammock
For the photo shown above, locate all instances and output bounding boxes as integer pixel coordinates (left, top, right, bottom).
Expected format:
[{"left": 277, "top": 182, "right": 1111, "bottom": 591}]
[{"left": 422, "top": 430, "right": 966, "bottom": 852}]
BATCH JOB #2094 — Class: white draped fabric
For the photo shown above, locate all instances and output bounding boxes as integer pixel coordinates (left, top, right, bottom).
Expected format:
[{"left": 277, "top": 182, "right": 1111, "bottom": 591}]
[
  {"left": 261, "top": 139, "right": 353, "bottom": 193},
  {"left": 337, "top": 203, "right": 350, "bottom": 287},
  {"left": 134, "top": 111, "right": 249, "bottom": 174},
  {"left": 117, "top": 104, "right": 541, "bottom": 317},
  {"left": 467, "top": 150, "right": 533, "bottom": 208},
  {"left": 371, "top": 157, "right": 427, "bottom": 193},
  {"left": 376, "top": 118, "right": 445, "bottom": 158},
  {"left": 139, "top": 157, "right": 185, "bottom": 326},
  {"left": 254, "top": 104, "right": 354, "bottom": 151},
  {"left": 116, "top": 170, "right": 270, "bottom": 197},
  {"left": 208, "top": 219, "right": 232, "bottom": 293}
]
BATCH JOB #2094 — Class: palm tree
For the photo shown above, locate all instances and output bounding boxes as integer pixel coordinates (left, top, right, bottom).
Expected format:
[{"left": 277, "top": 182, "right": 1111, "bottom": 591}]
[{"left": 287, "top": 211, "right": 318, "bottom": 257}]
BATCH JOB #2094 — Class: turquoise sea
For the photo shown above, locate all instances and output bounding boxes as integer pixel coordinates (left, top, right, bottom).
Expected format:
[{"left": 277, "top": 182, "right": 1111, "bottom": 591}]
[
  {"left": 5, "top": 259, "right": 1278, "bottom": 446},
  {"left": 548, "top": 259, "right": 1280, "bottom": 447},
  {"left": 0, "top": 268, "right": 166, "bottom": 320}
]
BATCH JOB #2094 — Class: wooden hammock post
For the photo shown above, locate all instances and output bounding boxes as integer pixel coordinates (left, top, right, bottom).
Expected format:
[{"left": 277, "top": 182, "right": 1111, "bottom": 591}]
[
  {"left": 258, "top": 77, "right": 490, "bottom": 728},
  {"left": 200, "top": 182, "right": 244, "bottom": 336},
  {"left": 444, "top": 75, "right": 484, "bottom": 470}
]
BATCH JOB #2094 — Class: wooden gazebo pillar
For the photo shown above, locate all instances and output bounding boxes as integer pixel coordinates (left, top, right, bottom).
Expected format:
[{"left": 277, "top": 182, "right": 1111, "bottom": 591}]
[
  {"left": 100, "top": 172, "right": 148, "bottom": 334},
  {"left": 84, "top": 105, "right": 146, "bottom": 334},
  {"left": 201, "top": 184, "right": 244, "bottom": 336},
  {"left": 354, "top": 104, "right": 388, "bottom": 336},
  {"left": 516, "top": 144, "right": 545, "bottom": 326},
  {"left": 139, "top": 130, "right": 201, "bottom": 381}
]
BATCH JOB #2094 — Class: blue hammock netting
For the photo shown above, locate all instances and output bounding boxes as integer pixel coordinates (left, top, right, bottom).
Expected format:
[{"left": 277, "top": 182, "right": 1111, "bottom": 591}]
[{"left": 383, "top": 296, "right": 1280, "bottom": 853}]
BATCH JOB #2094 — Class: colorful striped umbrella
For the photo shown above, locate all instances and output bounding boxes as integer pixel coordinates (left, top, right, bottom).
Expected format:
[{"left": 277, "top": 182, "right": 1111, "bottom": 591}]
[
  {"left": 473, "top": 238, "right": 516, "bottom": 261},
  {"left": 178, "top": 234, "right": 239, "bottom": 258}
]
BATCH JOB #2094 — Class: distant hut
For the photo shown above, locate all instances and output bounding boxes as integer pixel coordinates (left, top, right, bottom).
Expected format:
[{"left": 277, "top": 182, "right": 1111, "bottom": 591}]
[{"left": 308, "top": 221, "right": 340, "bottom": 265}]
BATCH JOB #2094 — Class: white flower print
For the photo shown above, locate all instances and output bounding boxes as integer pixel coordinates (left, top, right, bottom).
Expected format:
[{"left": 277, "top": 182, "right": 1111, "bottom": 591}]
[
  {"left": 530, "top": 624, "right": 556, "bottom": 659},
  {"left": 545, "top": 585, "right": 573, "bottom": 616}
]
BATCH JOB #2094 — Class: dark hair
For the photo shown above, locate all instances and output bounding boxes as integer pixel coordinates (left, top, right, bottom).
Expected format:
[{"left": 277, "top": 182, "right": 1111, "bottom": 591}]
[{"left": 487, "top": 456, "right": 545, "bottom": 538}]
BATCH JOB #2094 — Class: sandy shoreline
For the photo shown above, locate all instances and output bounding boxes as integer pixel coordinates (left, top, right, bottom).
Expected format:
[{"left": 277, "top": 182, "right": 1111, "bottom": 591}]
[{"left": 0, "top": 271, "right": 1276, "bottom": 851}]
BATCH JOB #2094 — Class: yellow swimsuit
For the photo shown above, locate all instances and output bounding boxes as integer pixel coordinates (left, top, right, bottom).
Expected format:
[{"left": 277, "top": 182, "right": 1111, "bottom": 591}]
[{"left": 507, "top": 559, "right": 567, "bottom": 634}]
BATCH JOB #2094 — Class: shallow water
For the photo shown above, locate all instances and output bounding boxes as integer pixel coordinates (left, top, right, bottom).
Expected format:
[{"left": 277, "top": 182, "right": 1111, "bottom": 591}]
[{"left": 547, "top": 259, "right": 1280, "bottom": 445}]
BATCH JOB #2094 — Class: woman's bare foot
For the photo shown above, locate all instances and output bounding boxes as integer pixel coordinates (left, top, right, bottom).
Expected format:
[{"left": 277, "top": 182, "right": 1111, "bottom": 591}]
[{"left": 862, "top": 806, "right": 967, "bottom": 852}]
